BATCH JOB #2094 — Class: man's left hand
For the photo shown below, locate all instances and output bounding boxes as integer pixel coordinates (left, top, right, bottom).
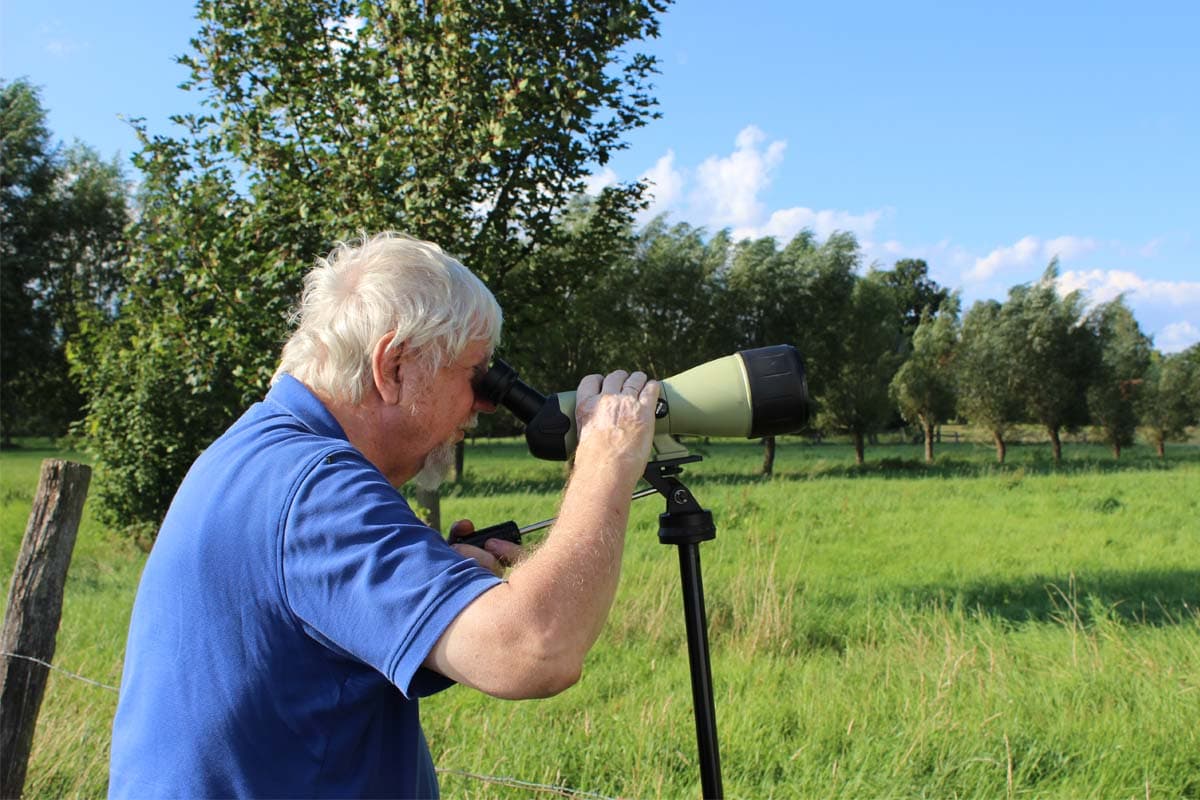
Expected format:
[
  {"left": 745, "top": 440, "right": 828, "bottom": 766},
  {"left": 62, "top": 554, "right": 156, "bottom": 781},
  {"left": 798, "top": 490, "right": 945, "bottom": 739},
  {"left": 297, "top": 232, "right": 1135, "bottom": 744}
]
[{"left": 447, "top": 519, "right": 523, "bottom": 577}]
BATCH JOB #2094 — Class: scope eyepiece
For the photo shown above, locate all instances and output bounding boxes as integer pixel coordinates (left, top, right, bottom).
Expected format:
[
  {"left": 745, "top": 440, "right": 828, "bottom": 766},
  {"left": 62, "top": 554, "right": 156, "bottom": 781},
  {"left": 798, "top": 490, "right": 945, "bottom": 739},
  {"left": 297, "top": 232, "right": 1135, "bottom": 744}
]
[{"left": 475, "top": 357, "right": 549, "bottom": 424}]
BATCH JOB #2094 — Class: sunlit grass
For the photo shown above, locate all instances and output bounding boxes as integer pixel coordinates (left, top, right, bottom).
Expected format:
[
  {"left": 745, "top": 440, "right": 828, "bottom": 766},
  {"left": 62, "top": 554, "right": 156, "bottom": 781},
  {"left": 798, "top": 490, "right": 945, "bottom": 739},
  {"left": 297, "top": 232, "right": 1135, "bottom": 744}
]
[{"left": 3, "top": 436, "right": 1198, "bottom": 797}]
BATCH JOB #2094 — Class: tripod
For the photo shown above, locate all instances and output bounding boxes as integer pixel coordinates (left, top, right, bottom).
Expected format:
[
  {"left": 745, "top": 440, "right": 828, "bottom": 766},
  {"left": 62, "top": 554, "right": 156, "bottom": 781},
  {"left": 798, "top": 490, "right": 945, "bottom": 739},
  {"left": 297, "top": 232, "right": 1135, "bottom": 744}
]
[{"left": 642, "top": 455, "right": 723, "bottom": 799}]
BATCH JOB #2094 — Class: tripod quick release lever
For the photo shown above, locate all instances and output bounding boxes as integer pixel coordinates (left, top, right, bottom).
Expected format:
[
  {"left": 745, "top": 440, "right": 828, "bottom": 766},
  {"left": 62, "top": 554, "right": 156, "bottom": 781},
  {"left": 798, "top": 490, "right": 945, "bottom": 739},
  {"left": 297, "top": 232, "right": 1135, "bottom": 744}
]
[{"left": 448, "top": 488, "right": 660, "bottom": 549}]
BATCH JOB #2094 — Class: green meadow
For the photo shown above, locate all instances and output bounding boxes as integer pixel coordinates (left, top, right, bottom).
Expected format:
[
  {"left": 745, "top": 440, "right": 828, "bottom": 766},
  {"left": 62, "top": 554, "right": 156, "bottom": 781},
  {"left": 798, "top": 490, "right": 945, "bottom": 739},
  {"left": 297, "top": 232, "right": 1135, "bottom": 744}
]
[{"left": 3, "top": 437, "right": 1198, "bottom": 798}]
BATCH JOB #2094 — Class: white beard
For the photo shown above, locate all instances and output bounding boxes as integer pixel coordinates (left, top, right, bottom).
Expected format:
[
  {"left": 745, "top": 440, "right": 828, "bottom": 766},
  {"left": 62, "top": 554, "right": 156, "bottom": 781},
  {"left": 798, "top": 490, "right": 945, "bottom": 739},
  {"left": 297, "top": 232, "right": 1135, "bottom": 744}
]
[{"left": 412, "top": 439, "right": 456, "bottom": 491}]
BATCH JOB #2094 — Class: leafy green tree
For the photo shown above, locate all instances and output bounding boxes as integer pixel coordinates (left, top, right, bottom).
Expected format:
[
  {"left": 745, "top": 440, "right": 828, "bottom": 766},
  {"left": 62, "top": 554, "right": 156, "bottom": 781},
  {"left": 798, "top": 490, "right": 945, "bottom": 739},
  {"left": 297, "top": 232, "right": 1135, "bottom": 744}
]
[
  {"left": 777, "top": 232, "right": 860, "bottom": 404},
  {"left": 1136, "top": 348, "right": 1198, "bottom": 458},
  {"left": 1086, "top": 297, "right": 1151, "bottom": 458},
  {"left": 1182, "top": 343, "right": 1200, "bottom": 420},
  {"left": 879, "top": 258, "right": 950, "bottom": 341},
  {"left": 181, "top": 0, "right": 665, "bottom": 286},
  {"left": 890, "top": 295, "right": 960, "bottom": 463},
  {"left": 724, "top": 234, "right": 792, "bottom": 473},
  {"left": 1, "top": 79, "right": 128, "bottom": 443},
  {"left": 494, "top": 194, "right": 642, "bottom": 404},
  {"left": 1, "top": 79, "right": 56, "bottom": 444},
  {"left": 726, "top": 235, "right": 791, "bottom": 351},
  {"left": 876, "top": 257, "right": 950, "bottom": 431},
  {"left": 78, "top": 0, "right": 670, "bottom": 527},
  {"left": 956, "top": 300, "right": 1022, "bottom": 463},
  {"left": 817, "top": 270, "right": 904, "bottom": 465},
  {"left": 622, "top": 218, "right": 732, "bottom": 377},
  {"left": 725, "top": 230, "right": 857, "bottom": 472},
  {"left": 1006, "top": 262, "right": 1095, "bottom": 463}
]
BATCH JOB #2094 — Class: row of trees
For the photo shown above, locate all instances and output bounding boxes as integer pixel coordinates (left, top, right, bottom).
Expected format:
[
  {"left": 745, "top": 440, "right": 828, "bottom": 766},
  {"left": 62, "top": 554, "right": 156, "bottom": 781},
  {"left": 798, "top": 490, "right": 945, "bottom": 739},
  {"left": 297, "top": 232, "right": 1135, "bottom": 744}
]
[
  {"left": 892, "top": 266, "right": 1200, "bottom": 464},
  {"left": 3, "top": 0, "right": 1198, "bottom": 533},
  {"left": 510, "top": 221, "right": 1200, "bottom": 468}
]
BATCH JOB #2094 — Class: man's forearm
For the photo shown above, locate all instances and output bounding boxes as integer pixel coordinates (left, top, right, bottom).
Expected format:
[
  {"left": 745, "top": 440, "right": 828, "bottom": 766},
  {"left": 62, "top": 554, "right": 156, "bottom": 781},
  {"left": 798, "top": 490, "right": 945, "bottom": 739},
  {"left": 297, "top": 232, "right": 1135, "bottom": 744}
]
[{"left": 505, "top": 450, "right": 640, "bottom": 656}]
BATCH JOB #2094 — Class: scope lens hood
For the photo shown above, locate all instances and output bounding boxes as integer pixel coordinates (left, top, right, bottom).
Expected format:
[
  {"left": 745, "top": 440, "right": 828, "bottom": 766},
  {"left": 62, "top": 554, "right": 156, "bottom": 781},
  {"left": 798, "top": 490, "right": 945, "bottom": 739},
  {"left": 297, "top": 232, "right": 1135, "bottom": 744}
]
[{"left": 740, "top": 345, "right": 810, "bottom": 436}]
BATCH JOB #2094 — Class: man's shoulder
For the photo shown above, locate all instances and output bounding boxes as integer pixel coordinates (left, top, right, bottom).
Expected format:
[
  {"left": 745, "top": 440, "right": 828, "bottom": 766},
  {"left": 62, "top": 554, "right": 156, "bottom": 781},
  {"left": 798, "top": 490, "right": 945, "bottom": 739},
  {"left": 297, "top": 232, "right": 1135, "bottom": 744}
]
[
  {"left": 165, "top": 393, "right": 369, "bottom": 541},
  {"left": 211, "top": 388, "right": 354, "bottom": 469}
]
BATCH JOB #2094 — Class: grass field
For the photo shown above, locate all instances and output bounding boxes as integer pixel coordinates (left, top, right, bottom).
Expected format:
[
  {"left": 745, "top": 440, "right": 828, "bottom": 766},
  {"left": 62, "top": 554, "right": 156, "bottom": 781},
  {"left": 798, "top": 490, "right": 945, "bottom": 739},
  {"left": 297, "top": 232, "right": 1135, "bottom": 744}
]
[{"left": 3, "top": 434, "right": 1199, "bottom": 798}]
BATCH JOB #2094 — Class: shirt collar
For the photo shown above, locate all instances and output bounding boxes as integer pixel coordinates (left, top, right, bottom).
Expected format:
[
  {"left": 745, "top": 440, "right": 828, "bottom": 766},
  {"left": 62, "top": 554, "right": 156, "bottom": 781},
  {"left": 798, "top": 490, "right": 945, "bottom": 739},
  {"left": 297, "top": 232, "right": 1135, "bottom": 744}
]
[{"left": 265, "top": 374, "right": 349, "bottom": 442}]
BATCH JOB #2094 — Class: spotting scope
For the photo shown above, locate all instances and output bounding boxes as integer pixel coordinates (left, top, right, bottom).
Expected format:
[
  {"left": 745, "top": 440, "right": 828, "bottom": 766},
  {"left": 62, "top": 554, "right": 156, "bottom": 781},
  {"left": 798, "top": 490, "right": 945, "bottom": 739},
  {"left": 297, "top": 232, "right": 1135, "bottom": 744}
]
[{"left": 475, "top": 344, "right": 810, "bottom": 460}]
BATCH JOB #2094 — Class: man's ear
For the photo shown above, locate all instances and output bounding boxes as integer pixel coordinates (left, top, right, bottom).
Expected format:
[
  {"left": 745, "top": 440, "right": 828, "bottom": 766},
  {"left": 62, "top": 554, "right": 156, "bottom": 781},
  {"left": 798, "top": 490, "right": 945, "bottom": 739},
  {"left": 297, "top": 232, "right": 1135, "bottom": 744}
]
[{"left": 372, "top": 332, "right": 407, "bottom": 405}]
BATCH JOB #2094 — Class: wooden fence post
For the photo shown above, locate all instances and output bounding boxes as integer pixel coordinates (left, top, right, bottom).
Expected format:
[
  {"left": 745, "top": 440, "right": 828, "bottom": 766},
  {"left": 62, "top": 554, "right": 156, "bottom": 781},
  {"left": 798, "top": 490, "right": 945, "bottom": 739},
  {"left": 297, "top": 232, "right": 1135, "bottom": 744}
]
[{"left": 0, "top": 459, "right": 92, "bottom": 800}]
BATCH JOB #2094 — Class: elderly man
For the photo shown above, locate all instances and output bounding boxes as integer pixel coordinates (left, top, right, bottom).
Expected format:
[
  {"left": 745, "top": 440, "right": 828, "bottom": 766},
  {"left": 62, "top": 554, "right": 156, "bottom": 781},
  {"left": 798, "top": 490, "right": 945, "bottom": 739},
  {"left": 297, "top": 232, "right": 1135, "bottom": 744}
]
[{"left": 109, "top": 232, "right": 660, "bottom": 798}]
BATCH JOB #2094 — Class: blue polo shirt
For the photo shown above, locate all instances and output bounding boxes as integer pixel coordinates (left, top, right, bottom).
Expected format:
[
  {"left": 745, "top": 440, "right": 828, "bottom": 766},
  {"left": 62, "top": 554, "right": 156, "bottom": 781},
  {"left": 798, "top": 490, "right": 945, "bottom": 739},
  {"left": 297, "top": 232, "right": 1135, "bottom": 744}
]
[{"left": 109, "top": 375, "right": 501, "bottom": 799}]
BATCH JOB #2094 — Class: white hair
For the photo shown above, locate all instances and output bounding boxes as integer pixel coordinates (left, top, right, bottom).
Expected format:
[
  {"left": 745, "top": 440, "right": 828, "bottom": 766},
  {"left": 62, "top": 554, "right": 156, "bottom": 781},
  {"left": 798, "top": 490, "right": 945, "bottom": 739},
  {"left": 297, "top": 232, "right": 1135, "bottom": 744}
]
[{"left": 273, "top": 232, "right": 502, "bottom": 403}]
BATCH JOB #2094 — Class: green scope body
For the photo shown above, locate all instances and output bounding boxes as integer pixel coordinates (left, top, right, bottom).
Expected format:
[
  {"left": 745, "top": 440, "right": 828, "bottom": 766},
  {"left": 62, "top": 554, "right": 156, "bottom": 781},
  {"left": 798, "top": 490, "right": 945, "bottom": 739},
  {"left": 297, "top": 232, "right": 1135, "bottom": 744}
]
[{"left": 477, "top": 345, "right": 810, "bottom": 461}]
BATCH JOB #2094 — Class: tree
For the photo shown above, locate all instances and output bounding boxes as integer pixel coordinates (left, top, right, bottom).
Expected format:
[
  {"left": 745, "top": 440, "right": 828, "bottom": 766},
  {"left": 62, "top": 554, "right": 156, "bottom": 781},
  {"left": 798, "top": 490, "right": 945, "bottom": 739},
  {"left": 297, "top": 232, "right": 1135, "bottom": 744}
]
[
  {"left": 890, "top": 295, "right": 960, "bottom": 463},
  {"left": 1006, "top": 262, "right": 1094, "bottom": 463},
  {"left": 1, "top": 79, "right": 128, "bottom": 443},
  {"left": 493, "top": 194, "right": 642, "bottom": 404},
  {"left": 778, "top": 231, "right": 860, "bottom": 403},
  {"left": 1136, "top": 347, "right": 1199, "bottom": 458},
  {"left": 725, "top": 230, "right": 858, "bottom": 473},
  {"left": 956, "top": 300, "right": 1022, "bottom": 463},
  {"left": 622, "top": 218, "right": 731, "bottom": 378},
  {"left": 816, "top": 270, "right": 904, "bottom": 465},
  {"left": 77, "top": 0, "right": 670, "bottom": 528},
  {"left": 724, "top": 234, "right": 791, "bottom": 474},
  {"left": 879, "top": 258, "right": 950, "bottom": 341},
  {"left": 181, "top": 0, "right": 665, "bottom": 286},
  {"left": 1086, "top": 297, "right": 1151, "bottom": 458},
  {"left": 1, "top": 79, "right": 57, "bottom": 445}
]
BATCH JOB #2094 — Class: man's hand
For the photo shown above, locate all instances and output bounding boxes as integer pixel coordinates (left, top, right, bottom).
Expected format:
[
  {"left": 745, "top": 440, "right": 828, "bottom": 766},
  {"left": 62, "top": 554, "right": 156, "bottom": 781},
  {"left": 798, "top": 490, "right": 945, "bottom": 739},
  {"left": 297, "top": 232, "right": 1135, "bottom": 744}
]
[
  {"left": 447, "top": 518, "right": 522, "bottom": 577},
  {"left": 574, "top": 370, "right": 660, "bottom": 474}
]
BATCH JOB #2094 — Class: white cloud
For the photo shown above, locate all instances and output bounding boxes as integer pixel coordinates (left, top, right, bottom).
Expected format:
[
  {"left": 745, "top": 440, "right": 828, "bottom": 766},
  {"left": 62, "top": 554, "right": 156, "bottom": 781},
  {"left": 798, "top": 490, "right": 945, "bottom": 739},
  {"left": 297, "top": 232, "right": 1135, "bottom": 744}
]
[
  {"left": 1056, "top": 269, "right": 1200, "bottom": 307},
  {"left": 747, "top": 206, "right": 882, "bottom": 244},
  {"left": 45, "top": 39, "right": 81, "bottom": 56},
  {"left": 1157, "top": 321, "right": 1200, "bottom": 353},
  {"left": 967, "top": 236, "right": 1042, "bottom": 282},
  {"left": 1056, "top": 270, "right": 1200, "bottom": 353},
  {"left": 1043, "top": 235, "right": 1097, "bottom": 261},
  {"left": 966, "top": 235, "right": 1097, "bottom": 283},
  {"left": 690, "top": 125, "right": 786, "bottom": 228},
  {"left": 1138, "top": 237, "right": 1164, "bottom": 258},
  {"left": 583, "top": 166, "right": 618, "bottom": 197},
  {"left": 638, "top": 150, "right": 685, "bottom": 220},
  {"left": 633, "top": 126, "right": 884, "bottom": 246}
]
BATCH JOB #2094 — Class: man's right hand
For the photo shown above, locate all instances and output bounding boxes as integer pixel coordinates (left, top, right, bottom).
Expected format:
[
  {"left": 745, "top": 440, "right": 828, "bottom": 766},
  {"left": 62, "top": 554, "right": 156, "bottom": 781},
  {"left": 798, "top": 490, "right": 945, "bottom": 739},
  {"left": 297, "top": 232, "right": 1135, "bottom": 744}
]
[{"left": 573, "top": 369, "right": 660, "bottom": 479}]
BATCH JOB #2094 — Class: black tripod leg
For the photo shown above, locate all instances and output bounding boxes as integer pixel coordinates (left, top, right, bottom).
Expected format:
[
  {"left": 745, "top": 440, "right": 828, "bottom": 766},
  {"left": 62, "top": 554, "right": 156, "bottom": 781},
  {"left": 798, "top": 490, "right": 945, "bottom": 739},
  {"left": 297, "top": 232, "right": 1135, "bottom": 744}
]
[{"left": 677, "top": 541, "right": 723, "bottom": 799}]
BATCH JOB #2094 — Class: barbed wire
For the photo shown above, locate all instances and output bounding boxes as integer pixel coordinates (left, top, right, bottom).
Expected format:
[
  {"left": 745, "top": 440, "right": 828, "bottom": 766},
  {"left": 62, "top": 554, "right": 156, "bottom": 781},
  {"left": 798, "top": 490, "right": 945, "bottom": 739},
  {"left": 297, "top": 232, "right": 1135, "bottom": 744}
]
[
  {"left": 0, "top": 651, "right": 120, "bottom": 692},
  {"left": 0, "top": 651, "right": 624, "bottom": 799},
  {"left": 435, "top": 768, "right": 623, "bottom": 799}
]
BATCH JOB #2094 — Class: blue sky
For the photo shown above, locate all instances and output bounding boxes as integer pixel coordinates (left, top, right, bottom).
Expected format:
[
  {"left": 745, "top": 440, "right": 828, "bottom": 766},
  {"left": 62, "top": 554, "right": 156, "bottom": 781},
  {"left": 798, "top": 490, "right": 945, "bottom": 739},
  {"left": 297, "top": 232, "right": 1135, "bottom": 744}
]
[{"left": 3, "top": 0, "right": 1197, "bottom": 351}]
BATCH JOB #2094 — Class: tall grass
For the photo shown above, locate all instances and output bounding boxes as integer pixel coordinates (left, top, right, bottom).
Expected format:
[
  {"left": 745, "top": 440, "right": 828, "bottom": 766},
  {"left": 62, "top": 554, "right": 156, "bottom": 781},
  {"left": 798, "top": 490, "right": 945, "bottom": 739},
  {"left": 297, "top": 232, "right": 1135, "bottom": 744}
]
[
  {"left": 1, "top": 441, "right": 143, "bottom": 797},
  {"left": 3, "top": 437, "right": 1198, "bottom": 797}
]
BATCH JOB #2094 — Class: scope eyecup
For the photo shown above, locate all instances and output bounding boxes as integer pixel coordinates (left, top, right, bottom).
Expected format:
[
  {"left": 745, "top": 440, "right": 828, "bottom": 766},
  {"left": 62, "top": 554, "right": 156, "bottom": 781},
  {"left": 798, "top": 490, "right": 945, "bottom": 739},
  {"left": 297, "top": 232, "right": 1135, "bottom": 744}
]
[{"left": 476, "top": 357, "right": 548, "bottom": 424}]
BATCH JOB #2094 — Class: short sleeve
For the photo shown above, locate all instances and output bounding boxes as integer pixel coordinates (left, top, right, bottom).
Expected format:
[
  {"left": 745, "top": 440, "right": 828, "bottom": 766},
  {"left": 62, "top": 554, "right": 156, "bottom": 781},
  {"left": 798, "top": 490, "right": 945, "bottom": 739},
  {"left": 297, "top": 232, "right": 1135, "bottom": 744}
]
[{"left": 280, "top": 450, "right": 501, "bottom": 697}]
